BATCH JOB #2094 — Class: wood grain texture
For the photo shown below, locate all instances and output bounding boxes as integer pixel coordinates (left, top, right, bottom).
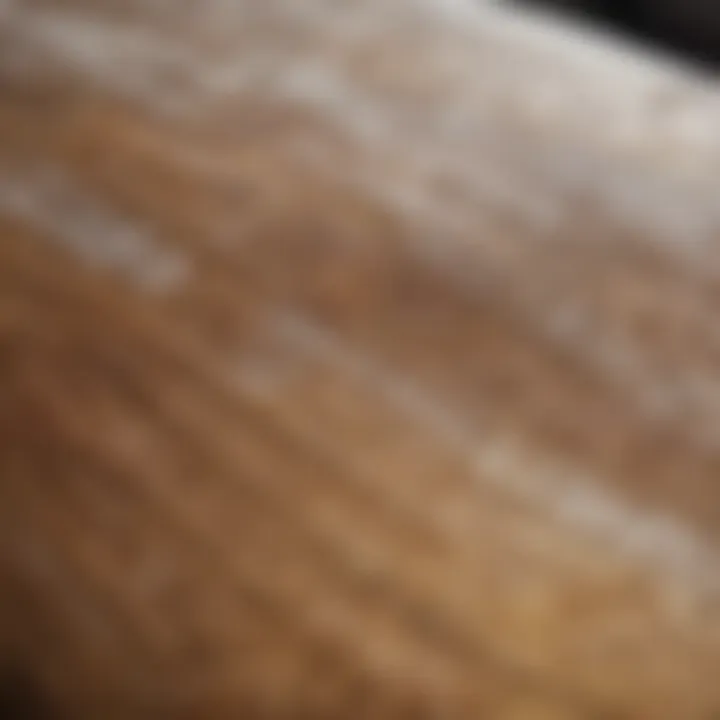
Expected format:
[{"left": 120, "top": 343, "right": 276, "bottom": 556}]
[{"left": 1, "top": 1, "right": 720, "bottom": 717}]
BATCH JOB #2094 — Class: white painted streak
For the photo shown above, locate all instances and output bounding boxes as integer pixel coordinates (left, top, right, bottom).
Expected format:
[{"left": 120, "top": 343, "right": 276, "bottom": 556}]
[
  {"left": 0, "top": 168, "right": 188, "bottom": 291},
  {"left": 3, "top": 0, "right": 720, "bottom": 246},
  {"left": 266, "top": 310, "right": 720, "bottom": 596}
]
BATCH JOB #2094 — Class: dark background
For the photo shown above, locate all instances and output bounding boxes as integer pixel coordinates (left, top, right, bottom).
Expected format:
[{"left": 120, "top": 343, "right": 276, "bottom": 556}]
[{"left": 526, "top": 0, "right": 720, "bottom": 68}]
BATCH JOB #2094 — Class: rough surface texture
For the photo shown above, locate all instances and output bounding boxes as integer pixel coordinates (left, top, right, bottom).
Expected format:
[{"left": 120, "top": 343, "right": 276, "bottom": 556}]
[{"left": 1, "top": 0, "right": 720, "bottom": 717}]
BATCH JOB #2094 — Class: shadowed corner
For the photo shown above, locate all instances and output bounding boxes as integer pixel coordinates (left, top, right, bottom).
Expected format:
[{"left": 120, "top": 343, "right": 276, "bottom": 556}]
[
  {"left": 0, "top": 666, "right": 56, "bottom": 720},
  {"left": 519, "top": 0, "right": 720, "bottom": 68}
]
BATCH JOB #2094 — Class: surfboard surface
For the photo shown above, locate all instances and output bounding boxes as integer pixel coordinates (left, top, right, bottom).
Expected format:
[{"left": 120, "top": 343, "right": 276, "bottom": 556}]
[{"left": 1, "top": 1, "right": 720, "bottom": 717}]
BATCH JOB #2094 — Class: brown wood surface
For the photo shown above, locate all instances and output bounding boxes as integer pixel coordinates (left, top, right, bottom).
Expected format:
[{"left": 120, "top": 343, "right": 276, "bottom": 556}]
[{"left": 1, "top": 1, "right": 720, "bottom": 717}]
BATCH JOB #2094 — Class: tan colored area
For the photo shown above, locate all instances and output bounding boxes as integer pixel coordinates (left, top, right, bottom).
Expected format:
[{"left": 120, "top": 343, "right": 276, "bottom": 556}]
[{"left": 1, "top": 1, "right": 720, "bottom": 717}]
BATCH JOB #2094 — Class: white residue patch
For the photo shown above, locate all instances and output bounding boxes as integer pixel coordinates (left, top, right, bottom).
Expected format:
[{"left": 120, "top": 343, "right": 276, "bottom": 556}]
[
  {"left": 3, "top": 0, "right": 720, "bottom": 247},
  {"left": 474, "top": 435, "right": 719, "bottom": 594},
  {"left": 0, "top": 168, "right": 188, "bottom": 291},
  {"left": 264, "top": 310, "right": 720, "bottom": 599}
]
